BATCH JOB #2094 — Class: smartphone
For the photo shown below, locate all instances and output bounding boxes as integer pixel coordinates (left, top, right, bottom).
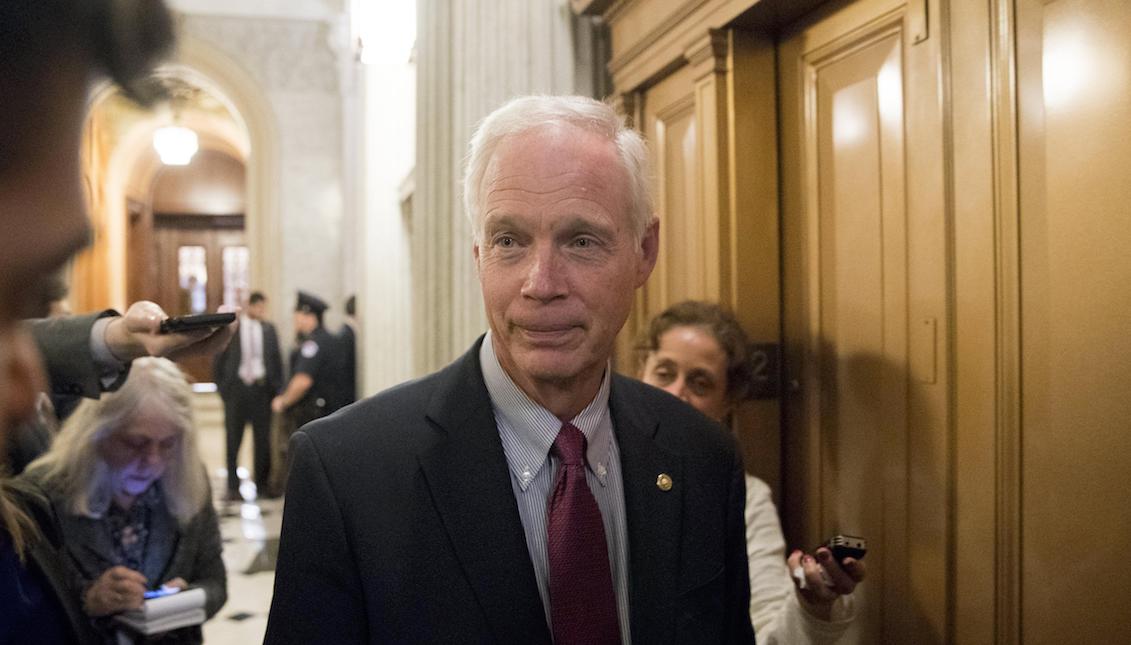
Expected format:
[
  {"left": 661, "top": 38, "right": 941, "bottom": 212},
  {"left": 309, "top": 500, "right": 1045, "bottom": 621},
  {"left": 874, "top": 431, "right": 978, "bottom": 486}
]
[
  {"left": 143, "top": 586, "right": 180, "bottom": 600},
  {"left": 158, "top": 312, "right": 236, "bottom": 334},
  {"left": 825, "top": 534, "right": 867, "bottom": 563}
]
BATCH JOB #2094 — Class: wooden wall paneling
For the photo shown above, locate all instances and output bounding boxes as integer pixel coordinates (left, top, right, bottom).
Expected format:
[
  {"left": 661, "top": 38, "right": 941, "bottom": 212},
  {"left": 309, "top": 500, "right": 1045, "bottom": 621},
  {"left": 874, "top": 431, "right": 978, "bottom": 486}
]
[
  {"left": 898, "top": 0, "right": 951, "bottom": 640},
  {"left": 72, "top": 113, "right": 114, "bottom": 312},
  {"left": 606, "top": 0, "right": 764, "bottom": 91},
  {"left": 686, "top": 29, "right": 730, "bottom": 303},
  {"left": 1015, "top": 0, "right": 1131, "bottom": 642},
  {"left": 126, "top": 197, "right": 154, "bottom": 304},
  {"left": 725, "top": 28, "right": 783, "bottom": 506},
  {"left": 636, "top": 61, "right": 698, "bottom": 349},
  {"left": 614, "top": 91, "right": 644, "bottom": 372},
  {"left": 947, "top": 0, "right": 1021, "bottom": 641},
  {"left": 779, "top": 0, "right": 950, "bottom": 641}
]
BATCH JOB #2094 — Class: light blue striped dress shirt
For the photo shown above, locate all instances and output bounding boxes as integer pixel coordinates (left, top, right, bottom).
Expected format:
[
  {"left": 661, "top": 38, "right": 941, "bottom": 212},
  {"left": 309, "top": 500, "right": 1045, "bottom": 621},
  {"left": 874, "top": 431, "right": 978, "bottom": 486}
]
[{"left": 479, "top": 333, "right": 631, "bottom": 644}]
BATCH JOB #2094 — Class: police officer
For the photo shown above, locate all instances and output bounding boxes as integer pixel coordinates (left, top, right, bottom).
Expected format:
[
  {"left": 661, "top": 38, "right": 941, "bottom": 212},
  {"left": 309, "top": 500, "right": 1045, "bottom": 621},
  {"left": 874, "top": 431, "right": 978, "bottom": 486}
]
[{"left": 271, "top": 291, "right": 339, "bottom": 430}]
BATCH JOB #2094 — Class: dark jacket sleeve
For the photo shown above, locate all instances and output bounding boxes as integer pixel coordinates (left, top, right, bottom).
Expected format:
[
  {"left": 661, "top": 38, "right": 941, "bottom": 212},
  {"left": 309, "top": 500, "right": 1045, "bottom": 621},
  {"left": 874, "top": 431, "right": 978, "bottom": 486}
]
[
  {"left": 27, "top": 310, "right": 127, "bottom": 401},
  {"left": 265, "top": 323, "right": 284, "bottom": 394},
  {"left": 184, "top": 496, "right": 227, "bottom": 619},
  {"left": 212, "top": 341, "right": 234, "bottom": 397},
  {"left": 2, "top": 478, "right": 99, "bottom": 644},
  {"left": 264, "top": 431, "right": 367, "bottom": 644}
]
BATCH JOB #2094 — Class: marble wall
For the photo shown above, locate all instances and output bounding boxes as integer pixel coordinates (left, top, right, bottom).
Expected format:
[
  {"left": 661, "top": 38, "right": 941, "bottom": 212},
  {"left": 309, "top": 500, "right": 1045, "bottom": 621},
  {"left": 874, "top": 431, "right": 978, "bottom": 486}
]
[
  {"left": 412, "top": 0, "right": 608, "bottom": 373},
  {"left": 176, "top": 9, "right": 357, "bottom": 346}
]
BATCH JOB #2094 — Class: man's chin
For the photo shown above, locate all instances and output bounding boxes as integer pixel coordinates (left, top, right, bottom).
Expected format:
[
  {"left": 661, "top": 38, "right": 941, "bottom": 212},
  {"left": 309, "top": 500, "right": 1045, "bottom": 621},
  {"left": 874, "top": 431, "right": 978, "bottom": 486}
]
[{"left": 502, "top": 346, "right": 575, "bottom": 379}]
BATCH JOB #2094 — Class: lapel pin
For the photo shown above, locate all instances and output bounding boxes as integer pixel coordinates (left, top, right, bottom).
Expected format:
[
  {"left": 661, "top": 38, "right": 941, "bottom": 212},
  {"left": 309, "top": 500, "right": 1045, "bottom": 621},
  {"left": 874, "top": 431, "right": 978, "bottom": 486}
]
[{"left": 656, "top": 473, "right": 673, "bottom": 491}]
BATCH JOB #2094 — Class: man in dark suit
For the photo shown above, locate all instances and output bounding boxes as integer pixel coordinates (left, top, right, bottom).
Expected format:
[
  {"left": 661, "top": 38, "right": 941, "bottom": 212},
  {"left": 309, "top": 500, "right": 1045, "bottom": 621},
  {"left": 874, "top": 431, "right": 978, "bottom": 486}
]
[
  {"left": 213, "top": 291, "right": 283, "bottom": 500},
  {"left": 265, "top": 96, "right": 754, "bottom": 645},
  {"left": 335, "top": 294, "right": 358, "bottom": 409}
]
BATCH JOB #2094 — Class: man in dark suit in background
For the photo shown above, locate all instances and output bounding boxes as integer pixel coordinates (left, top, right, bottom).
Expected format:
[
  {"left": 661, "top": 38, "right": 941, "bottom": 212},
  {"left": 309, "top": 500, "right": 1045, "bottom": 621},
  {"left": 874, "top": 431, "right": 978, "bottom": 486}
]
[
  {"left": 213, "top": 291, "right": 283, "bottom": 500},
  {"left": 265, "top": 96, "right": 754, "bottom": 645},
  {"left": 335, "top": 294, "right": 358, "bottom": 408}
]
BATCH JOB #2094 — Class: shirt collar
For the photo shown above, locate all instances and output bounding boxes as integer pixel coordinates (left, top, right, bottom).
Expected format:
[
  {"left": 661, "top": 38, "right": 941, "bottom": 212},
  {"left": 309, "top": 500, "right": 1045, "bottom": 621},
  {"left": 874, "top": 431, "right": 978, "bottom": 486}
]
[{"left": 480, "top": 331, "right": 614, "bottom": 491}]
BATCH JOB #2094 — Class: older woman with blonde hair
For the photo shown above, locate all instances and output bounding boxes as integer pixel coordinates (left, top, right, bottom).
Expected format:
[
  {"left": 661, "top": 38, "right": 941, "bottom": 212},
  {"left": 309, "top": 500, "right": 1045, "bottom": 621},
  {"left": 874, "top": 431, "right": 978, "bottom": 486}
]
[{"left": 20, "top": 357, "right": 226, "bottom": 644}]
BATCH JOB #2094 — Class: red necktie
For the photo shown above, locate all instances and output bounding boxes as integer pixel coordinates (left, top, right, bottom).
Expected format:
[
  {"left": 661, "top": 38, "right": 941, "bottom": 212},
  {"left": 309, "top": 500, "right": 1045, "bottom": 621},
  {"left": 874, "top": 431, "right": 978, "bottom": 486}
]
[{"left": 547, "top": 422, "right": 620, "bottom": 645}]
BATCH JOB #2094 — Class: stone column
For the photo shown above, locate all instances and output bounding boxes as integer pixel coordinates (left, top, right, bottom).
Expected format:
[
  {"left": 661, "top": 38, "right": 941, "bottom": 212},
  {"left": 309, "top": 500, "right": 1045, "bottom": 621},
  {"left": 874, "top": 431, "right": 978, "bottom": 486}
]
[{"left": 413, "top": 0, "right": 609, "bottom": 373}]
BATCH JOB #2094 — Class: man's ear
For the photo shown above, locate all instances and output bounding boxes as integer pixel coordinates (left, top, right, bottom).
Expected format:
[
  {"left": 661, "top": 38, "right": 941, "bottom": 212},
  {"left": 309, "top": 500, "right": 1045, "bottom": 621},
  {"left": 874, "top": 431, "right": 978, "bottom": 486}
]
[
  {"left": 635, "top": 217, "right": 660, "bottom": 287},
  {"left": 473, "top": 242, "right": 481, "bottom": 272},
  {"left": 0, "top": 327, "right": 47, "bottom": 431}
]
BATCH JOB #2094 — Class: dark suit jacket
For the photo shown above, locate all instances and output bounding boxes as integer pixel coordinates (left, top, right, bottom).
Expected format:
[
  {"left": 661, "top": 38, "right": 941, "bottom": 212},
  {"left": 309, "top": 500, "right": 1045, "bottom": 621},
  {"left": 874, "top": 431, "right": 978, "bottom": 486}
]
[
  {"left": 29, "top": 311, "right": 128, "bottom": 414},
  {"left": 211, "top": 319, "right": 283, "bottom": 396},
  {"left": 264, "top": 336, "right": 754, "bottom": 644},
  {"left": 335, "top": 322, "right": 358, "bottom": 407},
  {"left": 8, "top": 312, "right": 128, "bottom": 474}
]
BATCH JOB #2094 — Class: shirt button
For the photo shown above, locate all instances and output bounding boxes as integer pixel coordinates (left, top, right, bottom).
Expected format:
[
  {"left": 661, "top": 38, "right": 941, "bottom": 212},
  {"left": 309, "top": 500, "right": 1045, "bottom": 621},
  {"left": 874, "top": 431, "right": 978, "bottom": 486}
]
[
  {"left": 520, "top": 469, "right": 533, "bottom": 484},
  {"left": 597, "top": 463, "right": 607, "bottom": 478}
]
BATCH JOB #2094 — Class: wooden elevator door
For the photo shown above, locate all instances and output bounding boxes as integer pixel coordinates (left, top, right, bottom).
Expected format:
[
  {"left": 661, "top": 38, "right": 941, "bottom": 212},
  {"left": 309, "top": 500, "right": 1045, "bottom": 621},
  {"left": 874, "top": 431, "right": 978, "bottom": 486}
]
[{"left": 778, "top": 0, "right": 949, "bottom": 642}]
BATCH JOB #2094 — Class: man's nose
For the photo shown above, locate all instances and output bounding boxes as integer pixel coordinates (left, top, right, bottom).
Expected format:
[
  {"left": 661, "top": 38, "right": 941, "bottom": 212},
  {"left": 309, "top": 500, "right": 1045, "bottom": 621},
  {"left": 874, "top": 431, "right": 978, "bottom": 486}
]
[{"left": 520, "top": 244, "right": 567, "bottom": 302}]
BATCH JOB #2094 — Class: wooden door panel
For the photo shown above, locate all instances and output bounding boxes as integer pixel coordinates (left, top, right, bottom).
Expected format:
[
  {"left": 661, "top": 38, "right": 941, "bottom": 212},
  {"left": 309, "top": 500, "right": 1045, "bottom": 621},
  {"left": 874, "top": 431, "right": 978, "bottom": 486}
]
[
  {"left": 151, "top": 220, "right": 245, "bottom": 383},
  {"left": 780, "top": 0, "right": 945, "bottom": 641},
  {"left": 642, "top": 63, "right": 708, "bottom": 315}
]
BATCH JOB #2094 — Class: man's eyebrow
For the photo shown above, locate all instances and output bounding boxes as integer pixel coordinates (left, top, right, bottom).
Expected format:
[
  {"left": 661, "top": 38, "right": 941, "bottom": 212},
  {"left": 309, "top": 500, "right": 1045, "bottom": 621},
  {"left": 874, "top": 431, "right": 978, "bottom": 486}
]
[
  {"left": 556, "top": 215, "right": 616, "bottom": 236},
  {"left": 482, "top": 213, "right": 523, "bottom": 232}
]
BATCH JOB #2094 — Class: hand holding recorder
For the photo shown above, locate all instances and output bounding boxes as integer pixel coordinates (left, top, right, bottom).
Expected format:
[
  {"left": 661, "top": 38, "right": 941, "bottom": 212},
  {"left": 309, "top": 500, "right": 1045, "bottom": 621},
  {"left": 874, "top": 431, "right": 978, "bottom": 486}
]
[{"left": 788, "top": 534, "right": 868, "bottom": 621}]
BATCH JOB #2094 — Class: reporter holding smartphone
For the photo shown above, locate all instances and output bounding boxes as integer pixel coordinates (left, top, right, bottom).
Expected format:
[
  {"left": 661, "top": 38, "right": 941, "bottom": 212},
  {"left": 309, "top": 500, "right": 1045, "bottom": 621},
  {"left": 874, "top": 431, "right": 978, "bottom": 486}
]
[{"left": 638, "top": 302, "right": 866, "bottom": 645}]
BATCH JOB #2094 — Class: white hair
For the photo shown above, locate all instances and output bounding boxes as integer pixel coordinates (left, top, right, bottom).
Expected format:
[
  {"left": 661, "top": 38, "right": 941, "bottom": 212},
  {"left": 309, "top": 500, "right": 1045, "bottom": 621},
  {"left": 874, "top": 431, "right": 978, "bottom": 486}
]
[
  {"left": 462, "top": 95, "right": 654, "bottom": 244},
  {"left": 25, "top": 357, "right": 208, "bottom": 524}
]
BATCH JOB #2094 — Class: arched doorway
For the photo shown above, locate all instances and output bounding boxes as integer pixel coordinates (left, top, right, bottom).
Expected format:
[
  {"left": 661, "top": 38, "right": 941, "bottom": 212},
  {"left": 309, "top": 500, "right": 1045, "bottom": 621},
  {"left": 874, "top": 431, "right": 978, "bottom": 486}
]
[{"left": 77, "top": 70, "right": 254, "bottom": 382}]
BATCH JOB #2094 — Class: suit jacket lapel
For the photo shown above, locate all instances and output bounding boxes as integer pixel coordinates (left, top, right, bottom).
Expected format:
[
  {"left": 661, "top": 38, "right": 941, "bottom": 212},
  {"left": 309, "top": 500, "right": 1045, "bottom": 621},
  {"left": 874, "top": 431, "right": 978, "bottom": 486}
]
[
  {"left": 416, "top": 337, "right": 551, "bottom": 644},
  {"left": 609, "top": 375, "right": 683, "bottom": 644}
]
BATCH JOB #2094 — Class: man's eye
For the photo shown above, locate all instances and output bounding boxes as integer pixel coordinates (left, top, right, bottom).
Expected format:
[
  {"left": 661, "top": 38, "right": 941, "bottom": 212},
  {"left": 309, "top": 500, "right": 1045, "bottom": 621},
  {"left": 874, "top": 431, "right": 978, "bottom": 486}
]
[
  {"left": 496, "top": 236, "right": 515, "bottom": 248},
  {"left": 572, "top": 236, "right": 597, "bottom": 249},
  {"left": 652, "top": 368, "right": 674, "bottom": 383}
]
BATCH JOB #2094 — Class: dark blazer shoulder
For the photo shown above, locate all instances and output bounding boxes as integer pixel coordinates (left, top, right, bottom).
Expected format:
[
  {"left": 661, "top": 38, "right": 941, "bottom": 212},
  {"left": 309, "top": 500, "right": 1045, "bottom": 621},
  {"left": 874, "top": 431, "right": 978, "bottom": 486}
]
[
  {"left": 298, "top": 338, "right": 487, "bottom": 463},
  {"left": 610, "top": 373, "right": 738, "bottom": 456}
]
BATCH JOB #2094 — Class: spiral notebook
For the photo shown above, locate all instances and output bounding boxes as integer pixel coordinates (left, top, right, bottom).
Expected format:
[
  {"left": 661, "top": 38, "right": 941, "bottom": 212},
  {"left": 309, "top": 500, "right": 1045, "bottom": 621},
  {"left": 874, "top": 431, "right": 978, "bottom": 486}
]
[{"left": 113, "top": 587, "right": 207, "bottom": 636}]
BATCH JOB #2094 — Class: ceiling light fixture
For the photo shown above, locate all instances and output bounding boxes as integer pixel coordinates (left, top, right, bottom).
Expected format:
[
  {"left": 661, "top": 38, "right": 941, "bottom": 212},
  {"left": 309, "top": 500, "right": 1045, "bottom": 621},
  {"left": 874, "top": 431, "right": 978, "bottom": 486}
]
[{"left": 153, "top": 124, "right": 199, "bottom": 166}]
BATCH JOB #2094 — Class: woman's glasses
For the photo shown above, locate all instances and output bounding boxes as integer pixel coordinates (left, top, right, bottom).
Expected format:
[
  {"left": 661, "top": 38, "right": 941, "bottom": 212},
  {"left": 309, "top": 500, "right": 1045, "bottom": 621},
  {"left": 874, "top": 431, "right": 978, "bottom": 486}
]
[{"left": 110, "top": 433, "right": 180, "bottom": 460}]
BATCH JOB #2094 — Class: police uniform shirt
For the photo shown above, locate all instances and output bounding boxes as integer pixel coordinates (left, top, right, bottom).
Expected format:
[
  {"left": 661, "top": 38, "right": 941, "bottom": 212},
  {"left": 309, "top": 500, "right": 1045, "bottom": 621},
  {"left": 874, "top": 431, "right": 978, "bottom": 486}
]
[{"left": 292, "top": 327, "right": 336, "bottom": 405}]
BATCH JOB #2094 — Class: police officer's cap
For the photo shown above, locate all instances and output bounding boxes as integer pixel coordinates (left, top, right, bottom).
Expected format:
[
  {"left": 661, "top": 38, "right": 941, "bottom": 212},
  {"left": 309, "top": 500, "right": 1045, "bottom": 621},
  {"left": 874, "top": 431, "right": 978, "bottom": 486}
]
[{"left": 295, "top": 291, "right": 329, "bottom": 315}]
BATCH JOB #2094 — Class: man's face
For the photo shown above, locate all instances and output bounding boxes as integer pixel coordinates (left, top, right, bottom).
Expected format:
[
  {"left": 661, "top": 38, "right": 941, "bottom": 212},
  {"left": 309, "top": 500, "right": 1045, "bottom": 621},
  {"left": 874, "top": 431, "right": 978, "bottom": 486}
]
[
  {"left": 0, "top": 55, "right": 92, "bottom": 436},
  {"left": 247, "top": 300, "right": 267, "bottom": 320},
  {"left": 293, "top": 311, "right": 316, "bottom": 335},
  {"left": 475, "top": 124, "right": 658, "bottom": 396}
]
